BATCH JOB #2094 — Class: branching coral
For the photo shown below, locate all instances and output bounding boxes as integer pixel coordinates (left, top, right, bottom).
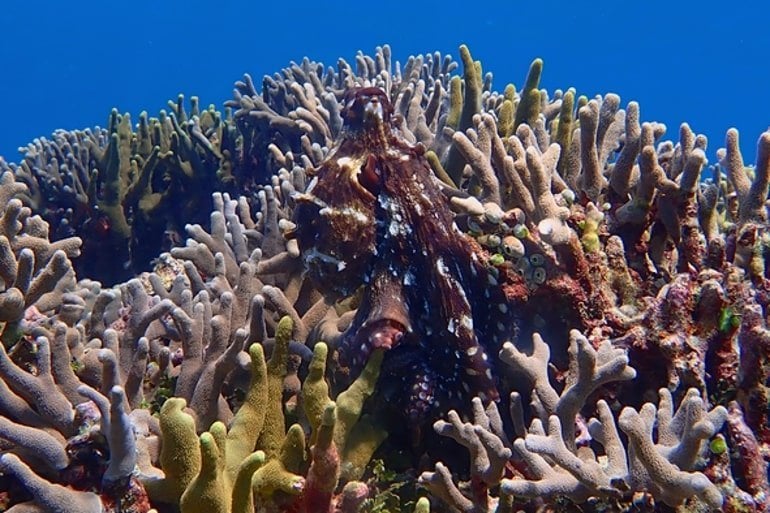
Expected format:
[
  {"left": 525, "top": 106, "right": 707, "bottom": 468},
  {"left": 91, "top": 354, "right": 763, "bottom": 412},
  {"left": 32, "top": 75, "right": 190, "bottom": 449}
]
[
  {"left": 1, "top": 97, "right": 240, "bottom": 285},
  {"left": 135, "top": 316, "right": 387, "bottom": 513},
  {"left": 422, "top": 331, "right": 727, "bottom": 512},
  {"left": 0, "top": 176, "right": 80, "bottom": 335}
]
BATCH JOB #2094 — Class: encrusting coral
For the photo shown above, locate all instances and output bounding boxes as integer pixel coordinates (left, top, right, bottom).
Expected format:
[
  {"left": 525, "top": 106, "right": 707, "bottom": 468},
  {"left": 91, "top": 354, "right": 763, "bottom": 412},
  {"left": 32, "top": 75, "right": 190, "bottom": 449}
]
[{"left": 0, "top": 44, "right": 768, "bottom": 513}]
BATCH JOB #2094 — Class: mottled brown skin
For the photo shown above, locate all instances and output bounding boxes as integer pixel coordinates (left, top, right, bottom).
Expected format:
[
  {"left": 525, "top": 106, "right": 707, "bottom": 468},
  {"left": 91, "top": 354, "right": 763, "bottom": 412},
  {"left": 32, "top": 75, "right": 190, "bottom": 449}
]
[
  {"left": 294, "top": 88, "right": 516, "bottom": 422},
  {"left": 292, "top": 89, "right": 383, "bottom": 298}
]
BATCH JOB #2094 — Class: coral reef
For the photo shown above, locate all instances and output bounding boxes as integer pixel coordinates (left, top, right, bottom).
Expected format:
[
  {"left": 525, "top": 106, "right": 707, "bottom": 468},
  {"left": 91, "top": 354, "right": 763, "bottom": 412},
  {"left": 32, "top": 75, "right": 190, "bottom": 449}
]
[
  {"left": 1, "top": 97, "right": 239, "bottom": 285},
  {"left": 0, "top": 44, "right": 768, "bottom": 513}
]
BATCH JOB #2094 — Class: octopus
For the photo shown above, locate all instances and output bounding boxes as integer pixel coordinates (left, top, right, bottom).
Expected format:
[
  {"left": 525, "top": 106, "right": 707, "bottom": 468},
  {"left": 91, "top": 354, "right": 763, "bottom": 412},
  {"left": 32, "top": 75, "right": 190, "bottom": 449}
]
[{"left": 292, "top": 87, "right": 520, "bottom": 424}]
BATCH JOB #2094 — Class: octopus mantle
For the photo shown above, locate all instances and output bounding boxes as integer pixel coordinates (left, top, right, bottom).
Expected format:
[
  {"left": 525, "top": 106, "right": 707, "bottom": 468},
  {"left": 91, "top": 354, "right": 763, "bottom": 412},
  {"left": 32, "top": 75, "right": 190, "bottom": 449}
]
[{"left": 293, "top": 88, "right": 518, "bottom": 422}]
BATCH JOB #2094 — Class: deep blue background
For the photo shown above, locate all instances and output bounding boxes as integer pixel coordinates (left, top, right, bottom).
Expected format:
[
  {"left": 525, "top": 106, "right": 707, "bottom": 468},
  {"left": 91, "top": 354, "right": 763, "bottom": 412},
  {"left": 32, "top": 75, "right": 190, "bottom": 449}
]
[{"left": 1, "top": 1, "right": 768, "bottom": 164}]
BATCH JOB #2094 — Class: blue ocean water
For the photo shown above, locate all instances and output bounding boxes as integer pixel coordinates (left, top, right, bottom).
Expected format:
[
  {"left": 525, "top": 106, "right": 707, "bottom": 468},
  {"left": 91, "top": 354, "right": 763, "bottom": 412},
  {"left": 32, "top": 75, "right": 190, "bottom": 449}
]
[{"left": 0, "top": 0, "right": 767, "bottom": 164}]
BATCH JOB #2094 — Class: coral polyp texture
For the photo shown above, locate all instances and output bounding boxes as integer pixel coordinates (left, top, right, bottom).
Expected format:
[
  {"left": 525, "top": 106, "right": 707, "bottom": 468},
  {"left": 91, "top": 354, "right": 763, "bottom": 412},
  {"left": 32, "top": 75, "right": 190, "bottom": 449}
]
[{"left": 0, "top": 44, "right": 768, "bottom": 513}]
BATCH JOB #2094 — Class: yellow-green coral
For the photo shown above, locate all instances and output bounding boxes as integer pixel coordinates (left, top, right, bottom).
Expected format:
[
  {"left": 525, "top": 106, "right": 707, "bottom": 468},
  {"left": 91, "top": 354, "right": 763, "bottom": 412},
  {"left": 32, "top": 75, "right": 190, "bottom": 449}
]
[
  {"left": 445, "top": 76, "right": 463, "bottom": 130},
  {"left": 579, "top": 204, "right": 605, "bottom": 253},
  {"left": 513, "top": 58, "right": 543, "bottom": 130},
  {"left": 180, "top": 431, "right": 229, "bottom": 513},
  {"left": 414, "top": 497, "right": 431, "bottom": 513},
  {"left": 497, "top": 97, "right": 515, "bottom": 139},
  {"left": 497, "top": 83, "right": 518, "bottom": 139},
  {"left": 152, "top": 315, "right": 389, "bottom": 511},
  {"left": 231, "top": 451, "right": 265, "bottom": 513},
  {"left": 335, "top": 350, "right": 388, "bottom": 481},
  {"left": 425, "top": 150, "right": 457, "bottom": 188},
  {"left": 252, "top": 424, "right": 306, "bottom": 500},
  {"left": 179, "top": 421, "right": 267, "bottom": 513},
  {"left": 143, "top": 397, "right": 201, "bottom": 504},
  {"left": 302, "top": 340, "right": 388, "bottom": 479},
  {"left": 457, "top": 45, "right": 483, "bottom": 135},
  {"left": 339, "top": 414, "right": 388, "bottom": 482},
  {"left": 225, "top": 343, "right": 268, "bottom": 483},
  {"left": 257, "top": 315, "right": 292, "bottom": 458},
  {"left": 443, "top": 44, "right": 484, "bottom": 185},
  {"left": 555, "top": 89, "right": 576, "bottom": 175},
  {"left": 334, "top": 349, "right": 384, "bottom": 450},
  {"left": 301, "top": 342, "right": 334, "bottom": 444},
  {"left": 94, "top": 109, "right": 133, "bottom": 242}
]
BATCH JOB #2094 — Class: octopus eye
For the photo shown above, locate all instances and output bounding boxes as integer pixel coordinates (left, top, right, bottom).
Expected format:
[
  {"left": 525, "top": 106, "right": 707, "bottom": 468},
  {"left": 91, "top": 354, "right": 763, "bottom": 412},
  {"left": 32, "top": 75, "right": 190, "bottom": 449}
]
[
  {"left": 341, "top": 87, "right": 393, "bottom": 129},
  {"left": 358, "top": 154, "right": 382, "bottom": 196},
  {"left": 363, "top": 95, "right": 384, "bottom": 120}
]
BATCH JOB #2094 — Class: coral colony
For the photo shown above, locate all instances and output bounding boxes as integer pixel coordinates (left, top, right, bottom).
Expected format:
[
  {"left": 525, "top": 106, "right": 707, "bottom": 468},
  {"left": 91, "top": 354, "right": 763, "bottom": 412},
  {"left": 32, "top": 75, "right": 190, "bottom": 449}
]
[{"left": 0, "top": 45, "right": 769, "bottom": 513}]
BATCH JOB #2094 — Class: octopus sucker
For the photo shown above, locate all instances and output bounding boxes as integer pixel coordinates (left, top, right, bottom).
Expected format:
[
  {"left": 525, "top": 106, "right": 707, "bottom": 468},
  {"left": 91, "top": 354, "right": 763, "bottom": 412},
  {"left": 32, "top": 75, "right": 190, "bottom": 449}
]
[{"left": 294, "top": 86, "right": 518, "bottom": 427}]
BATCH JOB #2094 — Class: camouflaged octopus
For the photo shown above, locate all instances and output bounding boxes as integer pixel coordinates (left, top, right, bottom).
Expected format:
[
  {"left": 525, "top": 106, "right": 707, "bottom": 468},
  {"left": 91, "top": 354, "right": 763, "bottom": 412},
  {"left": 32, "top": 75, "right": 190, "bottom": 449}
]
[{"left": 293, "top": 88, "right": 519, "bottom": 424}]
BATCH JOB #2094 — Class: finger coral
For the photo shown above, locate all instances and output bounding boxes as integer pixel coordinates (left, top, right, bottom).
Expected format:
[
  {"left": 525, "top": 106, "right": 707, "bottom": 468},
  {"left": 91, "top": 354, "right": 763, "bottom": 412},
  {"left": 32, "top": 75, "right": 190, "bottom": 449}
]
[
  {"left": 422, "top": 331, "right": 726, "bottom": 511},
  {"left": 1, "top": 98, "right": 239, "bottom": 285}
]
